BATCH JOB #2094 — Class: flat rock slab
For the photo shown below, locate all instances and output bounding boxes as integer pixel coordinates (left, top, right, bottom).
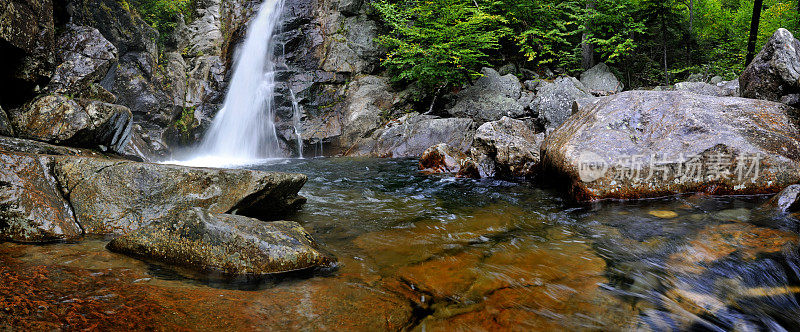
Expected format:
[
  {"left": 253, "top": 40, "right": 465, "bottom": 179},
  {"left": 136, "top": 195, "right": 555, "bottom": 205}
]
[
  {"left": 107, "top": 208, "right": 332, "bottom": 276},
  {"left": 541, "top": 90, "right": 800, "bottom": 201},
  {"left": 52, "top": 156, "right": 307, "bottom": 235}
]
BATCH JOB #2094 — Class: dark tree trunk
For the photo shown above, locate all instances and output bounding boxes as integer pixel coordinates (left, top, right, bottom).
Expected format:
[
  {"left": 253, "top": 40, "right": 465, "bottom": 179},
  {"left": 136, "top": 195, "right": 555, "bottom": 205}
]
[
  {"left": 661, "top": 15, "right": 669, "bottom": 85},
  {"left": 746, "top": 0, "right": 764, "bottom": 66},
  {"left": 581, "top": 1, "right": 597, "bottom": 70}
]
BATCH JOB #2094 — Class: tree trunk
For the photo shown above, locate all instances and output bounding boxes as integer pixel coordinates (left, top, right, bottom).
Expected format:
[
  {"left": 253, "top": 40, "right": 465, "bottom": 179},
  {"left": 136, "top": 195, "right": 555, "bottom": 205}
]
[
  {"left": 689, "top": 0, "right": 694, "bottom": 34},
  {"left": 661, "top": 16, "right": 669, "bottom": 85},
  {"left": 581, "top": 1, "right": 597, "bottom": 70},
  {"left": 746, "top": 0, "right": 764, "bottom": 66}
]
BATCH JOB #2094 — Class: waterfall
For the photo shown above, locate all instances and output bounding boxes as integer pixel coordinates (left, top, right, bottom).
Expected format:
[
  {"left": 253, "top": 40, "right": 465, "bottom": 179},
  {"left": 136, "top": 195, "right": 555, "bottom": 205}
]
[
  {"left": 173, "top": 0, "right": 288, "bottom": 167},
  {"left": 289, "top": 89, "right": 304, "bottom": 158}
]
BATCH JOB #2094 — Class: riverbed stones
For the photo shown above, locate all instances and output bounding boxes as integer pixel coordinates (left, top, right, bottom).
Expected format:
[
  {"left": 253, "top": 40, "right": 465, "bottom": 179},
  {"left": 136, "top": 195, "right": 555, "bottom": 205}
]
[
  {"left": 541, "top": 91, "right": 800, "bottom": 201},
  {"left": 740, "top": 28, "right": 800, "bottom": 106},
  {"left": 419, "top": 143, "right": 468, "bottom": 174},
  {"left": 470, "top": 116, "right": 543, "bottom": 178},
  {"left": 107, "top": 208, "right": 331, "bottom": 276},
  {"left": 761, "top": 184, "right": 800, "bottom": 214},
  {"left": 8, "top": 94, "right": 133, "bottom": 153},
  {"left": 52, "top": 157, "right": 307, "bottom": 235},
  {"left": 0, "top": 152, "right": 81, "bottom": 243}
]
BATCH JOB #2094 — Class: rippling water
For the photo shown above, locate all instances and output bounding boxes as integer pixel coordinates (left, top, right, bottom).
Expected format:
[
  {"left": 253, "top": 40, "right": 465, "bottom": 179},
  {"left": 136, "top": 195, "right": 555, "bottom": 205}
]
[{"left": 2, "top": 158, "right": 799, "bottom": 330}]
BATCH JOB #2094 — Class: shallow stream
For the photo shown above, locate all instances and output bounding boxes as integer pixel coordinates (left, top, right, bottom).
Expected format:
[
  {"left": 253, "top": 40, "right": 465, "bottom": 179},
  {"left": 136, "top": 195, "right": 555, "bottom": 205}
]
[{"left": 2, "top": 158, "right": 799, "bottom": 330}]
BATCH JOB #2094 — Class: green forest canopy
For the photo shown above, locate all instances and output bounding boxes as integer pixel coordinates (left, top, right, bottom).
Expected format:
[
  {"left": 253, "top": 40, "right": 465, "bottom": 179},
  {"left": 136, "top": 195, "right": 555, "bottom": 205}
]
[{"left": 373, "top": 0, "right": 800, "bottom": 92}]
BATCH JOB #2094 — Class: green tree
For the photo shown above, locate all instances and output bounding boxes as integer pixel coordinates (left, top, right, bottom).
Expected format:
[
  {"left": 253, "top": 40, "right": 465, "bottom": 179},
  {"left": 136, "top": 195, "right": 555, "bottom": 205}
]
[{"left": 373, "top": 0, "right": 510, "bottom": 97}]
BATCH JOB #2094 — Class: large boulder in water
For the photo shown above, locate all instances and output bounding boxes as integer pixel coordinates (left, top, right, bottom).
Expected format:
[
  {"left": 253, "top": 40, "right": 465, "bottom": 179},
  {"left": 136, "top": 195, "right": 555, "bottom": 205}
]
[
  {"left": 580, "top": 63, "right": 623, "bottom": 95},
  {"left": 0, "top": 152, "right": 82, "bottom": 243},
  {"left": 471, "top": 116, "right": 543, "bottom": 178},
  {"left": 531, "top": 77, "right": 593, "bottom": 129},
  {"left": 541, "top": 91, "right": 800, "bottom": 201},
  {"left": 52, "top": 157, "right": 308, "bottom": 235},
  {"left": 445, "top": 67, "right": 526, "bottom": 124},
  {"left": 8, "top": 94, "right": 133, "bottom": 153},
  {"left": 352, "top": 113, "right": 476, "bottom": 157},
  {"left": 740, "top": 28, "right": 800, "bottom": 106},
  {"left": 107, "top": 207, "right": 332, "bottom": 276}
]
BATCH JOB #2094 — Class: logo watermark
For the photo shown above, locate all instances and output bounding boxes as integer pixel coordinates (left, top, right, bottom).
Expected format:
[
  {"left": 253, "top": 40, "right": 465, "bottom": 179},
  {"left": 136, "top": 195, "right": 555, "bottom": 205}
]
[{"left": 577, "top": 152, "right": 763, "bottom": 183}]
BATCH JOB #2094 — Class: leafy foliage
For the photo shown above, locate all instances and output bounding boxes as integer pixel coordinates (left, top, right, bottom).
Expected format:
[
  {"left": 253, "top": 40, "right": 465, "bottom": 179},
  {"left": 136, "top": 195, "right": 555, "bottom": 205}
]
[
  {"left": 373, "top": 0, "right": 800, "bottom": 89},
  {"left": 128, "top": 0, "right": 194, "bottom": 45},
  {"left": 373, "top": 0, "right": 510, "bottom": 94}
]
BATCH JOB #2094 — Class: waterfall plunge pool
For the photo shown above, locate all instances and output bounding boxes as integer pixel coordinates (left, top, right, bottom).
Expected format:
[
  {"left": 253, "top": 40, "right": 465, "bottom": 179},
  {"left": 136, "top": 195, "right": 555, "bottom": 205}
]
[{"left": 2, "top": 157, "right": 800, "bottom": 330}]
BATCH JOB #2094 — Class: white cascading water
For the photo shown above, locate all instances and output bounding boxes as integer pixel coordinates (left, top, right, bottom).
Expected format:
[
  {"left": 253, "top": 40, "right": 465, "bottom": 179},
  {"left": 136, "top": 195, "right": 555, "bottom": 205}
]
[{"left": 174, "top": 0, "right": 291, "bottom": 167}]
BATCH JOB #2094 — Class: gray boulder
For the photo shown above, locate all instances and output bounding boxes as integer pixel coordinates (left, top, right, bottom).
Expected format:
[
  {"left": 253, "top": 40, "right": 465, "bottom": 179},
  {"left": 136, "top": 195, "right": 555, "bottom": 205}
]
[
  {"left": 471, "top": 116, "right": 543, "bottom": 178},
  {"left": 47, "top": 25, "right": 118, "bottom": 95},
  {"left": 0, "top": 152, "right": 81, "bottom": 243},
  {"left": 446, "top": 68, "right": 525, "bottom": 123},
  {"left": 52, "top": 156, "right": 308, "bottom": 235},
  {"left": 353, "top": 113, "right": 475, "bottom": 157},
  {"left": 710, "top": 76, "right": 724, "bottom": 85},
  {"left": 579, "top": 63, "right": 623, "bottom": 95},
  {"left": 674, "top": 82, "right": 731, "bottom": 97},
  {"left": 740, "top": 28, "right": 800, "bottom": 105},
  {"left": 107, "top": 207, "right": 333, "bottom": 276},
  {"left": 531, "top": 77, "right": 593, "bottom": 129},
  {"left": 8, "top": 94, "right": 133, "bottom": 153},
  {"left": 541, "top": 91, "right": 800, "bottom": 201}
]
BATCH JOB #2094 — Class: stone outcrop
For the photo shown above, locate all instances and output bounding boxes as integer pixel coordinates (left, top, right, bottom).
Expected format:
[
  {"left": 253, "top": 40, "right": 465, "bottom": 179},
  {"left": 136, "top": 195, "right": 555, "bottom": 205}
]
[
  {"left": 445, "top": 67, "right": 526, "bottom": 124},
  {"left": 470, "top": 117, "right": 543, "bottom": 178},
  {"left": 53, "top": 156, "right": 307, "bottom": 235},
  {"left": 541, "top": 91, "right": 800, "bottom": 201},
  {"left": 107, "top": 207, "right": 332, "bottom": 276},
  {"left": 8, "top": 94, "right": 132, "bottom": 153},
  {"left": 740, "top": 28, "right": 800, "bottom": 107},
  {"left": 531, "top": 76, "right": 593, "bottom": 129},
  {"left": 673, "top": 82, "right": 731, "bottom": 97},
  {"left": 0, "top": 0, "right": 56, "bottom": 108},
  {"left": 0, "top": 152, "right": 81, "bottom": 243},
  {"left": 580, "top": 63, "right": 623, "bottom": 95},
  {"left": 47, "top": 24, "right": 118, "bottom": 95}
]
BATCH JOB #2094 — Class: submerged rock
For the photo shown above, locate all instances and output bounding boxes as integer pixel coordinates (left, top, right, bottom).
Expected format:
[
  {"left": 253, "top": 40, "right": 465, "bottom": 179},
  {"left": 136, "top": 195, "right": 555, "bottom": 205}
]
[
  {"left": 107, "top": 208, "right": 331, "bottom": 276},
  {"left": 580, "top": 63, "right": 623, "bottom": 95},
  {"left": 419, "top": 143, "right": 468, "bottom": 174},
  {"left": 53, "top": 157, "right": 307, "bottom": 235},
  {"left": 762, "top": 184, "right": 800, "bottom": 214},
  {"left": 0, "top": 152, "right": 81, "bottom": 243},
  {"left": 471, "top": 116, "right": 543, "bottom": 178},
  {"left": 541, "top": 91, "right": 800, "bottom": 201},
  {"left": 446, "top": 67, "right": 526, "bottom": 123},
  {"left": 740, "top": 29, "right": 800, "bottom": 106},
  {"left": 8, "top": 94, "right": 133, "bottom": 153}
]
